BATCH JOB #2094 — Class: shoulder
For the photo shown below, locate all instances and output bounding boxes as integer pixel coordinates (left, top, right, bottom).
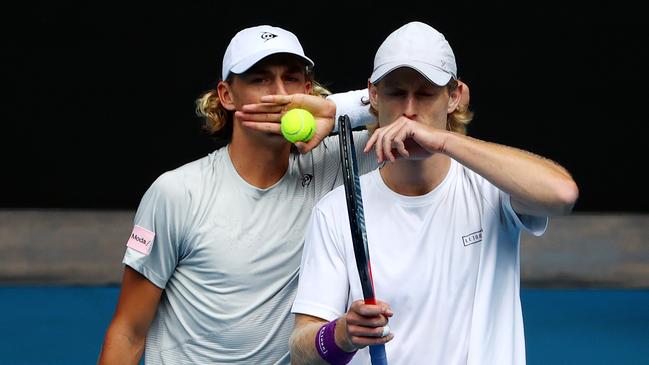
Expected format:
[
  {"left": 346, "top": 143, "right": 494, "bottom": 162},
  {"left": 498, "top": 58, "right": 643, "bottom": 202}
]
[
  {"left": 450, "top": 160, "right": 503, "bottom": 212},
  {"left": 314, "top": 183, "right": 347, "bottom": 213},
  {"left": 453, "top": 160, "right": 544, "bottom": 232},
  {"left": 454, "top": 160, "right": 498, "bottom": 194},
  {"left": 352, "top": 129, "right": 370, "bottom": 141},
  {"left": 313, "top": 169, "right": 377, "bottom": 216},
  {"left": 314, "top": 129, "right": 370, "bottom": 152},
  {"left": 145, "top": 150, "right": 222, "bottom": 202}
]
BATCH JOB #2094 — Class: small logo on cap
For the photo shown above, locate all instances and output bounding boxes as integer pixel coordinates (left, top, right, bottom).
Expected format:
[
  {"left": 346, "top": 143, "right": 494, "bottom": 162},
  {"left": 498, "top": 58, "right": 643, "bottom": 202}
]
[{"left": 260, "top": 32, "right": 278, "bottom": 42}]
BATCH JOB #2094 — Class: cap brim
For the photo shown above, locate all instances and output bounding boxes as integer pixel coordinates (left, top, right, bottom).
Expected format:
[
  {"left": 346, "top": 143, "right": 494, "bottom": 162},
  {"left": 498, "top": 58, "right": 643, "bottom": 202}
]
[
  {"left": 370, "top": 61, "right": 453, "bottom": 86},
  {"left": 228, "top": 48, "right": 314, "bottom": 76}
]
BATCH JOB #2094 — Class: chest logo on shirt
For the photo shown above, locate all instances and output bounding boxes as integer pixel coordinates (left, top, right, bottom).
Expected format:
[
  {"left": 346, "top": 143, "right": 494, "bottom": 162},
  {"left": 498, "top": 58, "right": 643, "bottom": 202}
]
[
  {"left": 301, "top": 173, "right": 313, "bottom": 187},
  {"left": 462, "top": 229, "right": 483, "bottom": 246}
]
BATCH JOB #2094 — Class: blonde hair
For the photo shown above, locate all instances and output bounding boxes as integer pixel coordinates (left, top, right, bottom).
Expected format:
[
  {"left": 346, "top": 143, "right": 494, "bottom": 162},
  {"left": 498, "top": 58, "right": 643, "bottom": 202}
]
[
  {"left": 365, "top": 79, "right": 474, "bottom": 135},
  {"left": 195, "top": 70, "right": 331, "bottom": 141}
]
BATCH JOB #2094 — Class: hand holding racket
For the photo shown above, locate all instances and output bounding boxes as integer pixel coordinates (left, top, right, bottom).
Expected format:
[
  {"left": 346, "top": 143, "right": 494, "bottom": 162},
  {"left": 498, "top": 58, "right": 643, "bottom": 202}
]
[{"left": 338, "top": 115, "right": 389, "bottom": 365}]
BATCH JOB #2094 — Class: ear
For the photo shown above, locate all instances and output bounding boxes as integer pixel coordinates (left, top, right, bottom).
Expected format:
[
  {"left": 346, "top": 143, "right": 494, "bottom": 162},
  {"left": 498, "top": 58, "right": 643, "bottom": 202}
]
[
  {"left": 458, "top": 80, "right": 470, "bottom": 107},
  {"left": 368, "top": 79, "right": 379, "bottom": 109},
  {"left": 305, "top": 79, "right": 313, "bottom": 95},
  {"left": 447, "top": 81, "right": 463, "bottom": 113},
  {"left": 448, "top": 80, "right": 470, "bottom": 113},
  {"left": 217, "top": 80, "right": 236, "bottom": 111}
]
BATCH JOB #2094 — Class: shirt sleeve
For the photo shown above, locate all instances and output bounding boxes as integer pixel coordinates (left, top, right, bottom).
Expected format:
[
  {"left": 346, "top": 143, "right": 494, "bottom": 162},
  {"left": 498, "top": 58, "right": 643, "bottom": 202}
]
[
  {"left": 326, "top": 89, "right": 375, "bottom": 131},
  {"left": 292, "top": 202, "right": 351, "bottom": 321},
  {"left": 122, "top": 170, "right": 190, "bottom": 289},
  {"left": 465, "top": 162, "right": 549, "bottom": 237},
  {"left": 501, "top": 191, "right": 548, "bottom": 237}
]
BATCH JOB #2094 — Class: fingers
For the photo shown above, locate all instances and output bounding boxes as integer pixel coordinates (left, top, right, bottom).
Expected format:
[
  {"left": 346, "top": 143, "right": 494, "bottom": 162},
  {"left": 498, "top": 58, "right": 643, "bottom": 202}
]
[
  {"left": 241, "top": 103, "right": 287, "bottom": 114},
  {"left": 381, "top": 122, "right": 406, "bottom": 162},
  {"left": 365, "top": 118, "right": 411, "bottom": 163},
  {"left": 242, "top": 93, "right": 334, "bottom": 122},
  {"left": 235, "top": 110, "right": 281, "bottom": 124},
  {"left": 349, "top": 299, "right": 393, "bottom": 318},
  {"left": 238, "top": 98, "right": 292, "bottom": 124},
  {"left": 259, "top": 94, "right": 305, "bottom": 107},
  {"left": 238, "top": 94, "right": 334, "bottom": 151},
  {"left": 240, "top": 121, "right": 281, "bottom": 134},
  {"left": 235, "top": 108, "right": 283, "bottom": 135},
  {"left": 363, "top": 117, "right": 446, "bottom": 162},
  {"left": 258, "top": 94, "right": 310, "bottom": 111},
  {"left": 258, "top": 94, "right": 336, "bottom": 119},
  {"left": 348, "top": 331, "right": 393, "bottom": 348},
  {"left": 365, "top": 122, "right": 393, "bottom": 163},
  {"left": 294, "top": 134, "right": 323, "bottom": 154},
  {"left": 380, "top": 325, "right": 391, "bottom": 338},
  {"left": 343, "top": 300, "right": 394, "bottom": 349},
  {"left": 390, "top": 127, "right": 412, "bottom": 160}
]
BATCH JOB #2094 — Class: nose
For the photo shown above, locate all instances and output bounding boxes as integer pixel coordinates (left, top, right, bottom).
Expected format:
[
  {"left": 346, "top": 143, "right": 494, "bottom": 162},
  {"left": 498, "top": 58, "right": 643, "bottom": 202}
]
[
  {"left": 269, "top": 77, "right": 288, "bottom": 95},
  {"left": 402, "top": 95, "right": 417, "bottom": 119}
]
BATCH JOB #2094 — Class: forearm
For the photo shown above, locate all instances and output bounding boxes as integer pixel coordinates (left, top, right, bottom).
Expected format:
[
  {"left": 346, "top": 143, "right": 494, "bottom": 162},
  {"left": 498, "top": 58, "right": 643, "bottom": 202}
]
[
  {"left": 290, "top": 315, "right": 359, "bottom": 365},
  {"left": 98, "top": 267, "right": 160, "bottom": 364},
  {"left": 97, "top": 325, "right": 145, "bottom": 365},
  {"left": 327, "top": 89, "right": 374, "bottom": 130},
  {"left": 290, "top": 320, "right": 329, "bottom": 365},
  {"left": 443, "top": 132, "right": 578, "bottom": 216}
]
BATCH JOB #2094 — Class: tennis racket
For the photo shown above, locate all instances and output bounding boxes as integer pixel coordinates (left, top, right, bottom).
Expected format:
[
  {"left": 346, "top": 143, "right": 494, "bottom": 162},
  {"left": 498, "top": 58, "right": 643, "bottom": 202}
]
[{"left": 338, "top": 115, "right": 388, "bottom": 365}]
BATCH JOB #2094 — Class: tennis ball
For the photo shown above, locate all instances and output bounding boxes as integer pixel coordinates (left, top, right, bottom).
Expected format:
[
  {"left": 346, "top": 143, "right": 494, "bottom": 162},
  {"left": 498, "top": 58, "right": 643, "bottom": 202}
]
[{"left": 280, "top": 108, "right": 316, "bottom": 143}]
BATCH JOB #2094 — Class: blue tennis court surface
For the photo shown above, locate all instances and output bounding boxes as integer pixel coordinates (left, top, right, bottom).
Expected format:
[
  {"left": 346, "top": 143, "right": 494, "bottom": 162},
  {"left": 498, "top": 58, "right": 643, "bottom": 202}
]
[{"left": 0, "top": 287, "right": 647, "bottom": 364}]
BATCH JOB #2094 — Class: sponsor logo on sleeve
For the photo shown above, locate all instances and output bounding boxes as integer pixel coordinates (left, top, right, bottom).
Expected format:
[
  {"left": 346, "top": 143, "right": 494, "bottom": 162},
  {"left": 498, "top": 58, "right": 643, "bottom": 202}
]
[{"left": 126, "top": 225, "right": 155, "bottom": 255}]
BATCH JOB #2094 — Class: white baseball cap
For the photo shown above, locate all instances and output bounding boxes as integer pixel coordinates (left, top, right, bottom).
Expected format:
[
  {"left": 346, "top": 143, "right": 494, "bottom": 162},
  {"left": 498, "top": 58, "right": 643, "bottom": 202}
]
[
  {"left": 370, "top": 21, "right": 457, "bottom": 86},
  {"left": 221, "top": 25, "right": 314, "bottom": 80}
]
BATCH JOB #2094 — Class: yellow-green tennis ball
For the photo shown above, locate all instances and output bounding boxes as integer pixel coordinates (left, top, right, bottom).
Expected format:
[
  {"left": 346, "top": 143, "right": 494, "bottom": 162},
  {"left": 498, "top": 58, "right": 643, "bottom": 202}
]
[{"left": 281, "top": 108, "right": 316, "bottom": 143}]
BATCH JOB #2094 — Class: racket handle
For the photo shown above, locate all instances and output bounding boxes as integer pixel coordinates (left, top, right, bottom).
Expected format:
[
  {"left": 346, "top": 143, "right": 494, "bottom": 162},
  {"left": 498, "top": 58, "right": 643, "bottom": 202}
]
[{"left": 369, "top": 344, "right": 388, "bottom": 365}]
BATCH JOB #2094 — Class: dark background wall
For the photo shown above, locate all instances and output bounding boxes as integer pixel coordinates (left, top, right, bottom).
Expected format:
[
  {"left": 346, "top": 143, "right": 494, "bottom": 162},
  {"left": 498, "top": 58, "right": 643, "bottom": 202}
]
[{"left": 1, "top": 1, "right": 647, "bottom": 212}]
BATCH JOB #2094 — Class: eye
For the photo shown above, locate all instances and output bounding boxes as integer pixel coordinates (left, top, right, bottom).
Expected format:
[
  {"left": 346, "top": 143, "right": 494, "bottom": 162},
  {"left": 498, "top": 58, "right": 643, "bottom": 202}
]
[
  {"left": 284, "top": 73, "right": 303, "bottom": 82},
  {"left": 384, "top": 88, "right": 406, "bottom": 97},
  {"left": 418, "top": 86, "right": 442, "bottom": 98}
]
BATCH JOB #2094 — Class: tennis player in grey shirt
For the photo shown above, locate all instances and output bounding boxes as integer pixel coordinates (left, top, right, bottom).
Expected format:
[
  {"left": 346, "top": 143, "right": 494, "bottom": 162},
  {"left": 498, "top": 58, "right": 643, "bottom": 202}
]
[{"left": 97, "top": 24, "right": 378, "bottom": 364}]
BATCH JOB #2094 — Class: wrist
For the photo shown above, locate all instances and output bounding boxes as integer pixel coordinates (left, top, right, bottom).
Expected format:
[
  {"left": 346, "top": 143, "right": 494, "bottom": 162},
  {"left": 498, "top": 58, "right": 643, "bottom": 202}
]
[
  {"left": 333, "top": 317, "right": 357, "bottom": 353},
  {"left": 315, "top": 319, "right": 357, "bottom": 364},
  {"left": 326, "top": 89, "right": 372, "bottom": 131}
]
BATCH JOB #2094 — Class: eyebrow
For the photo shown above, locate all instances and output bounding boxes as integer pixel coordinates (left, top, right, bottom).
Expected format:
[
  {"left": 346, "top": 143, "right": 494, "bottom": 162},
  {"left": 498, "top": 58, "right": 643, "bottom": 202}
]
[
  {"left": 246, "top": 62, "right": 306, "bottom": 76},
  {"left": 382, "top": 80, "right": 440, "bottom": 90},
  {"left": 243, "top": 68, "right": 271, "bottom": 77}
]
